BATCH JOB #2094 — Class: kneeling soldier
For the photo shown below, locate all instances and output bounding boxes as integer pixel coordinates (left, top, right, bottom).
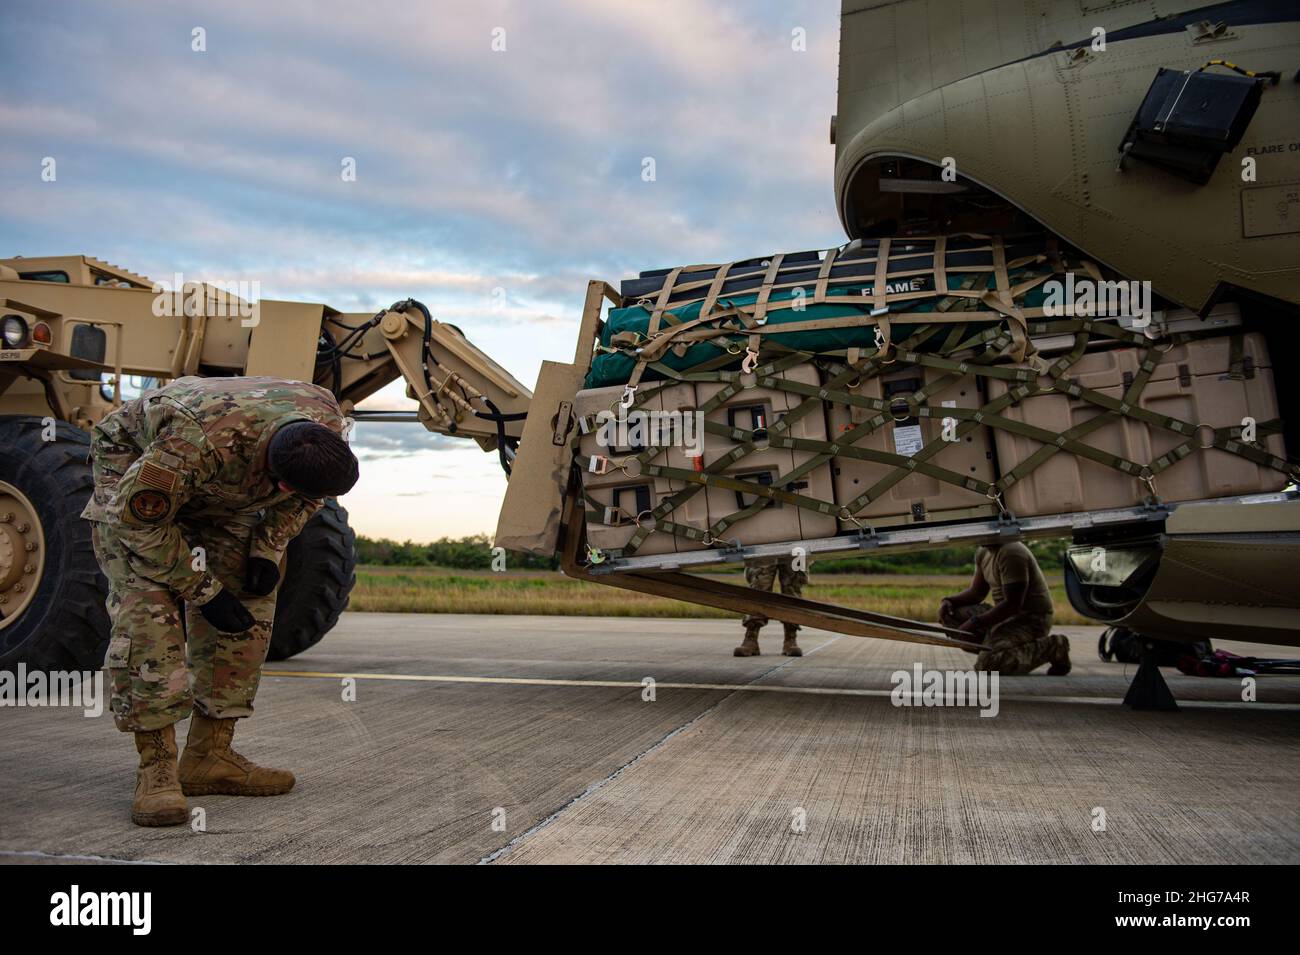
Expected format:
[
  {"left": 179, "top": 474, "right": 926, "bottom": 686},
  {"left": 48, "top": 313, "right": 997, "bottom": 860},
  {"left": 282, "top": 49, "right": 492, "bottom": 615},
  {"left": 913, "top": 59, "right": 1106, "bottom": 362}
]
[
  {"left": 82, "top": 376, "right": 359, "bottom": 826},
  {"left": 939, "top": 541, "right": 1070, "bottom": 675}
]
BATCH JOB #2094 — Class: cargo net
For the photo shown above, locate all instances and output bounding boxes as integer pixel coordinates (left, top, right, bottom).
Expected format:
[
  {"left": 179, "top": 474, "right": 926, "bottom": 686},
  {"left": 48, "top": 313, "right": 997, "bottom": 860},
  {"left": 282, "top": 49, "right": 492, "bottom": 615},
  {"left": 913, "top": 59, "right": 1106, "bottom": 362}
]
[{"left": 575, "top": 234, "right": 1296, "bottom": 559}]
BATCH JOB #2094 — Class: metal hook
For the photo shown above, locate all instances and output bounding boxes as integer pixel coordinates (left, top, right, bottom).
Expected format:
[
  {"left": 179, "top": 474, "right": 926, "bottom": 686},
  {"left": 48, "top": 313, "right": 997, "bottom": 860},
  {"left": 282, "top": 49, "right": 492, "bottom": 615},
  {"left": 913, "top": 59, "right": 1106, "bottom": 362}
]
[
  {"left": 741, "top": 348, "right": 759, "bottom": 374},
  {"left": 1140, "top": 471, "right": 1159, "bottom": 500},
  {"left": 986, "top": 486, "right": 1009, "bottom": 516},
  {"left": 838, "top": 506, "right": 864, "bottom": 529}
]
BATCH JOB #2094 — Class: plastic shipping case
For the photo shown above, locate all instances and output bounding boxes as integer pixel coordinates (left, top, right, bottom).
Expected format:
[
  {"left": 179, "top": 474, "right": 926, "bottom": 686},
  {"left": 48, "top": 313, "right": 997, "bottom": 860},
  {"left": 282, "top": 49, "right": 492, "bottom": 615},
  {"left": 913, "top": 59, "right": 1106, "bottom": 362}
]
[
  {"left": 574, "top": 383, "right": 703, "bottom": 556},
  {"left": 697, "top": 364, "right": 838, "bottom": 545},
  {"left": 828, "top": 363, "right": 998, "bottom": 528},
  {"left": 989, "top": 333, "right": 1287, "bottom": 518}
]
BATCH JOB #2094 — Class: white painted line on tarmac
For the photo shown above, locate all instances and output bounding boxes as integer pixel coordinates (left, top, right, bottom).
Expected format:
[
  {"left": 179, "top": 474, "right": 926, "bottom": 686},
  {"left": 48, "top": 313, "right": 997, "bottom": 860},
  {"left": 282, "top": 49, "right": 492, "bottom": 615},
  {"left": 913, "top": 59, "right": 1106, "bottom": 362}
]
[{"left": 262, "top": 668, "right": 1300, "bottom": 711}]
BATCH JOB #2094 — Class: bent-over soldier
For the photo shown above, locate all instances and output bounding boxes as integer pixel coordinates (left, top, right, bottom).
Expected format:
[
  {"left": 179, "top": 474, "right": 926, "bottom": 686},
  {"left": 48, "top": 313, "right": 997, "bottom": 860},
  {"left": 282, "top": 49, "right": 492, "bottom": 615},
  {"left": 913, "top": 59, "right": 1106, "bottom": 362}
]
[{"left": 81, "top": 376, "right": 359, "bottom": 826}]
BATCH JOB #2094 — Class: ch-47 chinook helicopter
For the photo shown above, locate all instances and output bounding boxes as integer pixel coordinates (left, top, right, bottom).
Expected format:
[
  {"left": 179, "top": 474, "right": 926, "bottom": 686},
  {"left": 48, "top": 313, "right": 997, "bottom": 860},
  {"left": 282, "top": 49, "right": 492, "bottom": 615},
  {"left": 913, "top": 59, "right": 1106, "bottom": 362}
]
[{"left": 1, "top": 0, "right": 1297, "bottom": 708}]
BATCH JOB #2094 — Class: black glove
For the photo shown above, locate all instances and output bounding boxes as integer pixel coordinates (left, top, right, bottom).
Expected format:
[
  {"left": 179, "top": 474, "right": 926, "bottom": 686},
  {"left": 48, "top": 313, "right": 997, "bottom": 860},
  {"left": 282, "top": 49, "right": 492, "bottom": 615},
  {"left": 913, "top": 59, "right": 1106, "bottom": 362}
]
[
  {"left": 198, "top": 589, "right": 256, "bottom": 634},
  {"left": 244, "top": 557, "right": 281, "bottom": 596}
]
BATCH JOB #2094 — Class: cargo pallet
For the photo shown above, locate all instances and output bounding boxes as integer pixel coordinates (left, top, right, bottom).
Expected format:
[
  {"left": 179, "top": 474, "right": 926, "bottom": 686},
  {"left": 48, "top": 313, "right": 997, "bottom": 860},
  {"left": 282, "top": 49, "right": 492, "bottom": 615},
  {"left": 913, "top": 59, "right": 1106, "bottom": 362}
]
[
  {"left": 563, "top": 486, "right": 1293, "bottom": 651},
  {"left": 583, "top": 490, "right": 1295, "bottom": 575}
]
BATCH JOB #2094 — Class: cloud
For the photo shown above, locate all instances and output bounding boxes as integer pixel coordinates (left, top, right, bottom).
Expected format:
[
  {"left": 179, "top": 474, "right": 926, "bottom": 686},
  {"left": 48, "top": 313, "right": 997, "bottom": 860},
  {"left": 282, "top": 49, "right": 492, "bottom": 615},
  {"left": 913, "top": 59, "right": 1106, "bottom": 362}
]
[
  {"left": 348, "top": 421, "right": 462, "bottom": 458},
  {"left": 0, "top": 0, "right": 844, "bottom": 539}
]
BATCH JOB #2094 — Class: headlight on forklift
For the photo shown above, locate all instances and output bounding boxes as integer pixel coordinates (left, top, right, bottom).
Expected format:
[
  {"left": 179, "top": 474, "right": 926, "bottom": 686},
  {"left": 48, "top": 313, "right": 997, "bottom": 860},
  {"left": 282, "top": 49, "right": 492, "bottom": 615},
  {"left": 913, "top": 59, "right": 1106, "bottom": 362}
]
[{"left": 2, "top": 314, "right": 30, "bottom": 347}]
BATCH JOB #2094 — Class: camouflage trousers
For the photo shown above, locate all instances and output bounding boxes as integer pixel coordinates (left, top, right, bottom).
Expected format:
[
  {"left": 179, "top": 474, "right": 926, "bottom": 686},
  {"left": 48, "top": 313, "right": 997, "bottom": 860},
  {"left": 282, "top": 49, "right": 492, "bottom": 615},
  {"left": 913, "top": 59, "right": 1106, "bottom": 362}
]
[
  {"left": 941, "top": 603, "right": 1066, "bottom": 675},
  {"left": 742, "top": 560, "right": 807, "bottom": 632},
  {"left": 91, "top": 516, "right": 278, "bottom": 732}
]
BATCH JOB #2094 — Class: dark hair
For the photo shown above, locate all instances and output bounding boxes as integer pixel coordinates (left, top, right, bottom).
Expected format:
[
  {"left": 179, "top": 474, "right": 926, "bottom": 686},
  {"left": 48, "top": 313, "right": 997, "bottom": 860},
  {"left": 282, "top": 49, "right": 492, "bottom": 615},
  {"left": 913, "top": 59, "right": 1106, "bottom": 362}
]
[{"left": 267, "top": 421, "right": 359, "bottom": 498}]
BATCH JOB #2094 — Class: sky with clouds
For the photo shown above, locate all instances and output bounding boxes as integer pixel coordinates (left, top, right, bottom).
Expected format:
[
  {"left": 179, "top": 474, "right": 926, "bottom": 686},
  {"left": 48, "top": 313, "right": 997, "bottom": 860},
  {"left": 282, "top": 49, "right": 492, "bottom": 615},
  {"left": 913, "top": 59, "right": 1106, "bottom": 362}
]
[{"left": 0, "top": 0, "right": 847, "bottom": 542}]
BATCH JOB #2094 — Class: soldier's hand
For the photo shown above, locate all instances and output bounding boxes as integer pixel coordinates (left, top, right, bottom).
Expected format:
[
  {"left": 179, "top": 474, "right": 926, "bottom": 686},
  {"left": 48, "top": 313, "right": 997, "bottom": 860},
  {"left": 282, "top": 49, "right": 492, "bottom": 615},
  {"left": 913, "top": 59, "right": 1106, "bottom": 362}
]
[
  {"left": 244, "top": 557, "right": 281, "bottom": 596},
  {"left": 198, "top": 589, "right": 256, "bottom": 633}
]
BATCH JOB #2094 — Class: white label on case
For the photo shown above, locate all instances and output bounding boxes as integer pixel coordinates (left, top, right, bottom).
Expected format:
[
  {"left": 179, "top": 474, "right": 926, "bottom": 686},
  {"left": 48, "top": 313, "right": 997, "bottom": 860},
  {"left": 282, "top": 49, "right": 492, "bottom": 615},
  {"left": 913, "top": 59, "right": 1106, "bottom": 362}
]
[{"left": 893, "top": 423, "right": 924, "bottom": 457}]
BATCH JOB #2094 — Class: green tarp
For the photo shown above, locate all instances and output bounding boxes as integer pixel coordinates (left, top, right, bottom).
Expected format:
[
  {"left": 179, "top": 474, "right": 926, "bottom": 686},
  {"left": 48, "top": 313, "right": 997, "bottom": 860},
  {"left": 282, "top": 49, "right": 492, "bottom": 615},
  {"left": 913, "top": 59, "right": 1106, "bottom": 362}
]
[{"left": 585, "top": 272, "right": 1056, "bottom": 389}]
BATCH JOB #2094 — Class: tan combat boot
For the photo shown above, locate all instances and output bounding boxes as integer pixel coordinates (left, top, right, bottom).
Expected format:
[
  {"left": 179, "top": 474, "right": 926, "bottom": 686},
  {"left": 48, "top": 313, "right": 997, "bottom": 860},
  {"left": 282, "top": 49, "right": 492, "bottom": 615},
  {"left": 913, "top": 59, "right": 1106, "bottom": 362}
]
[
  {"left": 132, "top": 725, "right": 188, "bottom": 827},
  {"left": 734, "top": 624, "right": 762, "bottom": 657},
  {"left": 782, "top": 624, "right": 803, "bottom": 657},
  {"left": 179, "top": 712, "right": 295, "bottom": 797}
]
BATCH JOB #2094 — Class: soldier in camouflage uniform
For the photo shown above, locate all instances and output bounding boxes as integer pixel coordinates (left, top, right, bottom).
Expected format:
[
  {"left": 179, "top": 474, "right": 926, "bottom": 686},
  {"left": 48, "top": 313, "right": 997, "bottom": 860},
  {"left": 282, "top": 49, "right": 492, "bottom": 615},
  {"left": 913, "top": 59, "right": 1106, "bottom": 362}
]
[
  {"left": 81, "top": 376, "right": 359, "bottom": 826},
  {"left": 939, "top": 541, "right": 1071, "bottom": 675},
  {"left": 735, "top": 556, "right": 808, "bottom": 658}
]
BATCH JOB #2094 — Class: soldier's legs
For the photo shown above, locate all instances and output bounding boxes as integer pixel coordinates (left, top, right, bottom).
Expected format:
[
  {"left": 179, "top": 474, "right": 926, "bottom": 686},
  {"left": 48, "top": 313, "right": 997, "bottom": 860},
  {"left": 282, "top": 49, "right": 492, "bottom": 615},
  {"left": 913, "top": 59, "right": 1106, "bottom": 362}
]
[
  {"left": 975, "top": 613, "right": 1065, "bottom": 675},
  {"left": 776, "top": 563, "right": 808, "bottom": 656},
  {"left": 178, "top": 517, "right": 294, "bottom": 797},
  {"left": 183, "top": 518, "right": 277, "bottom": 719},
  {"left": 736, "top": 562, "right": 777, "bottom": 656},
  {"left": 93, "top": 524, "right": 193, "bottom": 732},
  {"left": 741, "top": 562, "right": 777, "bottom": 629},
  {"left": 91, "top": 524, "right": 191, "bottom": 826}
]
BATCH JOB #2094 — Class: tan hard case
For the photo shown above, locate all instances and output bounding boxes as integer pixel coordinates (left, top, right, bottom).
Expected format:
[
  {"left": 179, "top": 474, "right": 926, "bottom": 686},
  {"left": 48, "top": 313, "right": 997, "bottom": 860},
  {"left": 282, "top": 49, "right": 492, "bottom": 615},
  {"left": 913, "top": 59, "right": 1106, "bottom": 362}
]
[
  {"left": 827, "top": 364, "right": 998, "bottom": 528},
  {"left": 988, "top": 333, "right": 1287, "bottom": 517},
  {"left": 696, "top": 364, "right": 838, "bottom": 546}
]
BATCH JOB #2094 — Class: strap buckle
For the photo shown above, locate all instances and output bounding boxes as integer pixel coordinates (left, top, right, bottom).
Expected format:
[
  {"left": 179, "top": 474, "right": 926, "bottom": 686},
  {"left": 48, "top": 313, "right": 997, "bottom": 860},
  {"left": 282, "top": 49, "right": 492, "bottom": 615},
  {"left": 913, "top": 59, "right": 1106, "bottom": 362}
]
[
  {"left": 1140, "top": 470, "right": 1160, "bottom": 503},
  {"left": 874, "top": 325, "right": 896, "bottom": 364},
  {"left": 987, "top": 488, "right": 1018, "bottom": 530},
  {"left": 588, "top": 455, "right": 612, "bottom": 476}
]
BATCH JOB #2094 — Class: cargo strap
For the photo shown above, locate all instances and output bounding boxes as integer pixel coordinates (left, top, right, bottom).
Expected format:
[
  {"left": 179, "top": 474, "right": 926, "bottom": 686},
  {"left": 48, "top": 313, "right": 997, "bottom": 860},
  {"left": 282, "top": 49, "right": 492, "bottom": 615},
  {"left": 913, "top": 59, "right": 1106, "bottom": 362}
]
[
  {"left": 610, "top": 236, "right": 1069, "bottom": 390},
  {"left": 584, "top": 247, "right": 1297, "bottom": 556}
]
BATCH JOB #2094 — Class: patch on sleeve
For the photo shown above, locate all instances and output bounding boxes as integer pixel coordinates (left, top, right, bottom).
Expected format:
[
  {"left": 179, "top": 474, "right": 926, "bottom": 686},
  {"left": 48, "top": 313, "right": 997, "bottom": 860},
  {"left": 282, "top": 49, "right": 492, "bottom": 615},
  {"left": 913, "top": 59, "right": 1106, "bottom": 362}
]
[
  {"left": 127, "top": 489, "right": 173, "bottom": 524},
  {"left": 139, "top": 460, "right": 180, "bottom": 492}
]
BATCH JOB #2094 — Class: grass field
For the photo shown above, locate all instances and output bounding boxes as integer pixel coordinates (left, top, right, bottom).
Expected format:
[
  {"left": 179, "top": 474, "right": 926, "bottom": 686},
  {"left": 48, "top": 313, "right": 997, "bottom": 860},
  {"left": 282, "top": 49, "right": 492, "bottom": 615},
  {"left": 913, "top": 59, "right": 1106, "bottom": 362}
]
[{"left": 351, "top": 565, "right": 1088, "bottom": 625}]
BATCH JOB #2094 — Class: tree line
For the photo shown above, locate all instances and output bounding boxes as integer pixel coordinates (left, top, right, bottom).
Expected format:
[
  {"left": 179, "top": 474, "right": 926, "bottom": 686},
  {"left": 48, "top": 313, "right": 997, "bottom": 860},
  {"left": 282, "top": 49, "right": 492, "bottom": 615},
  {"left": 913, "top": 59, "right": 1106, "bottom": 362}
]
[{"left": 354, "top": 534, "right": 1071, "bottom": 575}]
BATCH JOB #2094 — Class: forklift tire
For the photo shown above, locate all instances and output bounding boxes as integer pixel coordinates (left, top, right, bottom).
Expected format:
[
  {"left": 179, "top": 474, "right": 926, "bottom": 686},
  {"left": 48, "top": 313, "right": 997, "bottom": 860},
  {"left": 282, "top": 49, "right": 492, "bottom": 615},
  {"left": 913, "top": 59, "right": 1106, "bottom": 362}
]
[
  {"left": 267, "top": 498, "right": 356, "bottom": 661},
  {"left": 0, "top": 416, "right": 110, "bottom": 673}
]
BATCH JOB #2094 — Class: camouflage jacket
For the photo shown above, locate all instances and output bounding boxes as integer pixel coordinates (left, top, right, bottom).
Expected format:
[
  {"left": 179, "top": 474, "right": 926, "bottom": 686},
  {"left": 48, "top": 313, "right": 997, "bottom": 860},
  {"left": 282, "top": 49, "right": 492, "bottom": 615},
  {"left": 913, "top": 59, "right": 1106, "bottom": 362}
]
[{"left": 81, "top": 376, "right": 347, "bottom": 602}]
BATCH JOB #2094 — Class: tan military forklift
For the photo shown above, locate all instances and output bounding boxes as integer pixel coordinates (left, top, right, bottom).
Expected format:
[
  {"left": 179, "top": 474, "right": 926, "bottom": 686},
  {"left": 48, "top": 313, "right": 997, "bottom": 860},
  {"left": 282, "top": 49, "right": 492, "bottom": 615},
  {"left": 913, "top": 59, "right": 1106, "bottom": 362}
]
[
  {"left": 0, "top": 254, "right": 531, "bottom": 670},
  {"left": 3, "top": 0, "right": 1299, "bottom": 711}
]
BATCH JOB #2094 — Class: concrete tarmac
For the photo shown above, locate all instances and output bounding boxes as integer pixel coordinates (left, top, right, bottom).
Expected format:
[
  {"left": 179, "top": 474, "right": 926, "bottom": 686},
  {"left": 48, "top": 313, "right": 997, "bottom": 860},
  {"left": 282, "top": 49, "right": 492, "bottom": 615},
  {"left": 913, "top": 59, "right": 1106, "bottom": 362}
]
[{"left": 2, "top": 614, "right": 1297, "bottom": 864}]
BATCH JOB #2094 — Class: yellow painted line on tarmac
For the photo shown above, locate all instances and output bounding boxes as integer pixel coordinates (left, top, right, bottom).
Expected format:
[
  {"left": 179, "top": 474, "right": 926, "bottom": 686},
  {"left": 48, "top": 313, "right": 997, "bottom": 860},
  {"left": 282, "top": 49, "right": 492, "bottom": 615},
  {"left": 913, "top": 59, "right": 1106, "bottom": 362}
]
[{"left": 262, "top": 669, "right": 1300, "bottom": 710}]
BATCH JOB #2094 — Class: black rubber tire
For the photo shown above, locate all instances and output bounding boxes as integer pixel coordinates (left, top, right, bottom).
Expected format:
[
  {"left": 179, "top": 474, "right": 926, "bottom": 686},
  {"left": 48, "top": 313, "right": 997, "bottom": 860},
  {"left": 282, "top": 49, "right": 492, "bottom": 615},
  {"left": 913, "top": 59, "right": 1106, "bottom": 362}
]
[
  {"left": 0, "top": 416, "right": 110, "bottom": 672},
  {"left": 1098, "top": 626, "right": 1212, "bottom": 666},
  {"left": 267, "top": 498, "right": 356, "bottom": 661}
]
